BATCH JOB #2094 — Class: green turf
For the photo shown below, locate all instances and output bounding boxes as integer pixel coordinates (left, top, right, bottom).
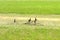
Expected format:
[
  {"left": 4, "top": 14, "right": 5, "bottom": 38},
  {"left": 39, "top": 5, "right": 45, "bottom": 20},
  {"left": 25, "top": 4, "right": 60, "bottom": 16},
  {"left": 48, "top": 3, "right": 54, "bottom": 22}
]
[
  {"left": 0, "top": 1, "right": 60, "bottom": 14},
  {"left": 0, "top": 25, "right": 60, "bottom": 40},
  {"left": 0, "top": 0, "right": 60, "bottom": 40}
]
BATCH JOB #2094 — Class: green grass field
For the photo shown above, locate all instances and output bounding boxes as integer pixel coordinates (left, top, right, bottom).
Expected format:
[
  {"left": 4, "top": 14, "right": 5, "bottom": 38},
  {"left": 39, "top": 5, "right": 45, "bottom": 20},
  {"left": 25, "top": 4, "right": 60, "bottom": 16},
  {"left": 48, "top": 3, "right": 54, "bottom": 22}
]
[
  {"left": 0, "top": 24, "right": 60, "bottom": 40},
  {"left": 0, "top": 0, "right": 60, "bottom": 40},
  {"left": 0, "top": 0, "right": 60, "bottom": 14},
  {"left": 0, "top": 14, "right": 60, "bottom": 40}
]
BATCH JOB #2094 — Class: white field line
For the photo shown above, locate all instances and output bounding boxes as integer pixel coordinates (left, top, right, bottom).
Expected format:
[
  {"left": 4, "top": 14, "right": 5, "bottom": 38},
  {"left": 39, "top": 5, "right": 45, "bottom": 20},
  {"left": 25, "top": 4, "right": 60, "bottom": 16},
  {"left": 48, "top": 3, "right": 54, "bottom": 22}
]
[
  {"left": 0, "top": 16, "right": 60, "bottom": 21},
  {"left": 0, "top": 16, "right": 60, "bottom": 29}
]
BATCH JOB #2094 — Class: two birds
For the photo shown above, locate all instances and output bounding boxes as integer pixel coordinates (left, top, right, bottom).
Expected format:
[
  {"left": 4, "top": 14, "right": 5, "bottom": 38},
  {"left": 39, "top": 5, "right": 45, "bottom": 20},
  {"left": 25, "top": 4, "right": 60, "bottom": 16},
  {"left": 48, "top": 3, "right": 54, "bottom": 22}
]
[{"left": 28, "top": 18, "right": 37, "bottom": 24}]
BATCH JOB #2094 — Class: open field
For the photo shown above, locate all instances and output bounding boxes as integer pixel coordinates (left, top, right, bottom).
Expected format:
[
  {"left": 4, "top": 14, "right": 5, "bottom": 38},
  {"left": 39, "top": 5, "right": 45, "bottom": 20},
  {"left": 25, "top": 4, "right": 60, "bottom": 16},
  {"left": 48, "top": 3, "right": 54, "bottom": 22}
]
[
  {"left": 0, "top": 0, "right": 60, "bottom": 14},
  {"left": 0, "top": 0, "right": 60, "bottom": 40},
  {"left": 0, "top": 25, "right": 60, "bottom": 40},
  {"left": 0, "top": 14, "right": 60, "bottom": 27},
  {"left": 0, "top": 14, "right": 60, "bottom": 40}
]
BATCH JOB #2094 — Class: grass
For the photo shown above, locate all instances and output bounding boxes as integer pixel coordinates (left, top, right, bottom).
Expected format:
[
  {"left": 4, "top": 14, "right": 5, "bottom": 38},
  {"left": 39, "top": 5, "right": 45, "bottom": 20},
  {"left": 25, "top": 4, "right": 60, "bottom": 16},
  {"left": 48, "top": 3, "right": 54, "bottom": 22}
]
[
  {"left": 0, "top": 14, "right": 60, "bottom": 40},
  {"left": 0, "top": 0, "right": 60, "bottom": 40},
  {"left": 0, "top": 25, "right": 60, "bottom": 40},
  {"left": 0, "top": 1, "right": 60, "bottom": 14}
]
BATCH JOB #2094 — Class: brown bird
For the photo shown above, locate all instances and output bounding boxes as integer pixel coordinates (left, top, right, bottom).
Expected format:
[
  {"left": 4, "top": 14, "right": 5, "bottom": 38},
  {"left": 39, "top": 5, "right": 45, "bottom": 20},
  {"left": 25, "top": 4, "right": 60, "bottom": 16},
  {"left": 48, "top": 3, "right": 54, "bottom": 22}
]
[
  {"left": 28, "top": 18, "right": 31, "bottom": 24},
  {"left": 14, "top": 19, "right": 16, "bottom": 23},
  {"left": 34, "top": 18, "right": 37, "bottom": 24}
]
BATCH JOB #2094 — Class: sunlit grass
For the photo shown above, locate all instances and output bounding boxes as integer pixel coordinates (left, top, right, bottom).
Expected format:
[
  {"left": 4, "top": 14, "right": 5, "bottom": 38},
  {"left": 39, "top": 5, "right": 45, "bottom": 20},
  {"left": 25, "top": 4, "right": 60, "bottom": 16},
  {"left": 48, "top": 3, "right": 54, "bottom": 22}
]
[
  {"left": 0, "top": 25, "right": 60, "bottom": 40},
  {"left": 0, "top": 1, "right": 60, "bottom": 14}
]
